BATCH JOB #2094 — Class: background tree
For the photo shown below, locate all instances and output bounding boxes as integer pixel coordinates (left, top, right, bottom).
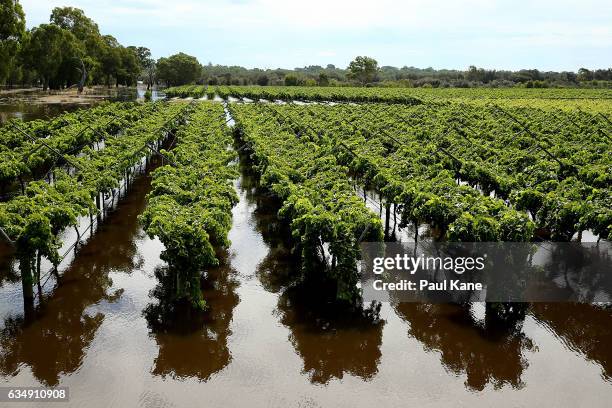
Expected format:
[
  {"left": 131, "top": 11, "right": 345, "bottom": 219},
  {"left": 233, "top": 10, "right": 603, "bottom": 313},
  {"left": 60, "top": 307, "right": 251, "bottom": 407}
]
[
  {"left": 50, "top": 7, "right": 102, "bottom": 91},
  {"left": 0, "top": 0, "right": 26, "bottom": 85},
  {"left": 99, "top": 35, "right": 118, "bottom": 87},
  {"left": 284, "top": 74, "right": 298, "bottom": 86},
  {"left": 1, "top": 4, "right": 610, "bottom": 89},
  {"left": 143, "top": 57, "right": 156, "bottom": 90},
  {"left": 156, "top": 52, "right": 201, "bottom": 86},
  {"left": 50, "top": 6, "right": 99, "bottom": 46},
  {"left": 23, "top": 24, "right": 83, "bottom": 90},
  {"left": 116, "top": 46, "right": 139, "bottom": 86},
  {"left": 347, "top": 56, "right": 379, "bottom": 85},
  {"left": 129, "top": 46, "right": 156, "bottom": 89},
  {"left": 318, "top": 72, "right": 329, "bottom": 86},
  {"left": 256, "top": 74, "right": 269, "bottom": 86},
  {"left": 578, "top": 68, "right": 594, "bottom": 81}
]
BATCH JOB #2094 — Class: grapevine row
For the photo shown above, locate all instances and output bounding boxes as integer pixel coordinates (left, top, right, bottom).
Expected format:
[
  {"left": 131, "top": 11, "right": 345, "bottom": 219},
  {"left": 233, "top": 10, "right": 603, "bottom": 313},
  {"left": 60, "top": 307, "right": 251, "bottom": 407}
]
[
  {"left": 0, "top": 103, "right": 161, "bottom": 188},
  {"left": 229, "top": 103, "right": 383, "bottom": 304},
  {"left": 0, "top": 101, "right": 194, "bottom": 301},
  {"left": 140, "top": 102, "right": 239, "bottom": 308}
]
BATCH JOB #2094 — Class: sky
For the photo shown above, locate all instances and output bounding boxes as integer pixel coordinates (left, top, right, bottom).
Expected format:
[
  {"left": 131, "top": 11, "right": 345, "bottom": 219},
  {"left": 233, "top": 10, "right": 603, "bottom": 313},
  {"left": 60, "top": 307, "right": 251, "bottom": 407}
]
[{"left": 20, "top": 0, "right": 612, "bottom": 71}]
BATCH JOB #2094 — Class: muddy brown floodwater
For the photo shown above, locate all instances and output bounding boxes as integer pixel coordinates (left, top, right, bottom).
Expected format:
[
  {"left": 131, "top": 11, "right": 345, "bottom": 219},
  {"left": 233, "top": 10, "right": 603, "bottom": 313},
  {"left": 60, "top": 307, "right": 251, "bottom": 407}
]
[
  {"left": 1, "top": 152, "right": 612, "bottom": 407},
  {"left": 0, "top": 86, "right": 165, "bottom": 124}
]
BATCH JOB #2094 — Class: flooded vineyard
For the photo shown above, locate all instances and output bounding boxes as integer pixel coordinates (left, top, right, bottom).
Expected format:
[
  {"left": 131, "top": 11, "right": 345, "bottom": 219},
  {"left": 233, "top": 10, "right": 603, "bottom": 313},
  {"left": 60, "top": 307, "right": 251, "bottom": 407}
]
[
  {"left": 1, "top": 146, "right": 611, "bottom": 407},
  {"left": 1, "top": 0, "right": 611, "bottom": 406},
  {"left": 0, "top": 87, "right": 164, "bottom": 124}
]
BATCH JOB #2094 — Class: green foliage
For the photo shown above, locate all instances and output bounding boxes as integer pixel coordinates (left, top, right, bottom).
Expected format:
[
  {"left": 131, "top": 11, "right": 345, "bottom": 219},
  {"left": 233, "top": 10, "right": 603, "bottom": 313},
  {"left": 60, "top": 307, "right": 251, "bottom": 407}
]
[
  {"left": 50, "top": 7, "right": 100, "bottom": 44},
  {"left": 166, "top": 85, "right": 612, "bottom": 107},
  {"left": 0, "top": 6, "right": 148, "bottom": 88},
  {"left": 0, "top": 0, "right": 26, "bottom": 83},
  {"left": 256, "top": 75, "right": 269, "bottom": 86},
  {"left": 140, "top": 102, "right": 238, "bottom": 309},
  {"left": 231, "top": 103, "right": 384, "bottom": 304},
  {"left": 284, "top": 74, "right": 298, "bottom": 86},
  {"left": 347, "top": 56, "right": 379, "bottom": 85},
  {"left": 22, "top": 24, "right": 83, "bottom": 89},
  {"left": 226, "top": 99, "right": 607, "bottom": 242},
  {"left": 0, "top": 101, "right": 193, "bottom": 290},
  {"left": 0, "top": 102, "right": 157, "bottom": 187},
  {"left": 318, "top": 72, "right": 329, "bottom": 86},
  {"left": 156, "top": 52, "right": 202, "bottom": 87}
]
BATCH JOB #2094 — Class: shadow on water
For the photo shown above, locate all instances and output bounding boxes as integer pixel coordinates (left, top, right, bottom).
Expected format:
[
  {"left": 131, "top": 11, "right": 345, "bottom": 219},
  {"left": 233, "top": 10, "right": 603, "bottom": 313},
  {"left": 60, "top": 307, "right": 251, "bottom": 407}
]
[
  {"left": 532, "top": 303, "right": 612, "bottom": 382},
  {"left": 237, "top": 156, "right": 298, "bottom": 294},
  {"left": 143, "top": 251, "right": 240, "bottom": 382},
  {"left": 276, "top": 283, "right": 384, "bottom": 384},
  {"left": 0, "top": 244, "right": 18, "bottom": 287},
  {"left": 236, "top": 149, "right": 385, "bottom": 384},
  {"left": 0, "top": 160, "right": 151, "bottom": 386},
  {"left": 394, "top": 302, "right": 533, "bottom": 391}
]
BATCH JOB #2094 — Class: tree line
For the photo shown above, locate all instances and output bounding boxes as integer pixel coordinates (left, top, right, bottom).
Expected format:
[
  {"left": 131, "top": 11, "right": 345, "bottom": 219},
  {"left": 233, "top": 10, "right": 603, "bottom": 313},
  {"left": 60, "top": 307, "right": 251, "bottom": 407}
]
[
  {"left": 1, "top": 1, "right": 610, "bottom": 90},
  {"left": 200, "top": 58, "right": 612, "bottom": 89},
  {"left": 169, "top": 56, "right": 612, "bottom": 89},
  {"left": 0, "top": 2, "right": 156, "bottom": 91}
]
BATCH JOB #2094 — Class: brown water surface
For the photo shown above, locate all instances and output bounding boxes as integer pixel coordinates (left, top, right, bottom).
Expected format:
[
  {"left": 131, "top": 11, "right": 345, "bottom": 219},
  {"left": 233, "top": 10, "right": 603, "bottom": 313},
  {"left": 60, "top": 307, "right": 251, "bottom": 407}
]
[{"left": 0, "top": 86, "right": 163, "bottom": 123}]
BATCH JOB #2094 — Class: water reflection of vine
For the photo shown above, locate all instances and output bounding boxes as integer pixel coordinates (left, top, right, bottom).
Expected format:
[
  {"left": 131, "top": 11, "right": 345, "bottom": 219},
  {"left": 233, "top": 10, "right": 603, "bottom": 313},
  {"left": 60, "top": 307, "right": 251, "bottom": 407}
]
[
  {"left": 277, "top": 283, "right": 384, "bottom": 384},
  {"left": 0, "top": 244, "right": 18, "bottom": 287},
  {"left": 0, "top": 170, "right": 147, "bottom": 385},
  {"left": 144, "top": 251, "right": 240, "bottom": 382},
  {"left": 532, "top": 303, "right": 612, "bottom": 382},
  {"left": 394, "top": 302, "right": 533, "bottom": 391}
]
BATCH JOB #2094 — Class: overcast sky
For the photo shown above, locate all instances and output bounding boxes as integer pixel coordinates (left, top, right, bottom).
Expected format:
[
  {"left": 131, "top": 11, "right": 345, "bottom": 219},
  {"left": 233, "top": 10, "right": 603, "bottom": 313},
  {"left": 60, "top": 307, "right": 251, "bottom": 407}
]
[{"left": 20, "top": 0, "right": 612, "bottom": 71}]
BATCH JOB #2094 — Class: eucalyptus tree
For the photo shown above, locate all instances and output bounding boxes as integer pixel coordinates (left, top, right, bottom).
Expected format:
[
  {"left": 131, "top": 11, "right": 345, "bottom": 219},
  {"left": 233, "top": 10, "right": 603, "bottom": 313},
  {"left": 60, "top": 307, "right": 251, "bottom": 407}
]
[
  {"left": 50, "top": 7, "right": 101, "bottom": 91},
  {"left": 347, "top": 56, "right": 379, "bottom": 85},
  {"left": 129, "top": 46, "right": 156, "bottom": 89},
  {"left": 0, "top": 0, "right": 26, "bottom": 84},
  {"left": 23, "top": 24, "right": 83, "bottom": 90},
  {"left": 156, "top": 53, "right": 202, "bottom": 86}
]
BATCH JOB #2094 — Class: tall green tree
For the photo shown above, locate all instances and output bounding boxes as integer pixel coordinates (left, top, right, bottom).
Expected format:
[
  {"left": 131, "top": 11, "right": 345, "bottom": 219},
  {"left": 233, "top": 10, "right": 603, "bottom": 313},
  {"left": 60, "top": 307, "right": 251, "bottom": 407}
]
[
  {"left": 50, "top": 6, "right": 103, "bottom": 91},
  {"left": 577, "top": 68, "right": 594, "bottom": 81},
  {"left": 0, "top": 0, "right": 26, "bottom": 84},
  {"left": 284, "top": 74, "right": 298, "bottom": 86},
  {"left": 129, "top": 46, "right": 150, "bottom": 69},
  {"left": 99, "top": 35, "right": 121, "bottom": 87},
  {"left": 116, "top": 46, "right": 139, "bottom": 86},
  {"left": 347, "top": 56, "right": 379, "bottom": 85},
  {"left": 156, "top": 52, "right": 201, "bottom": 86},
  {"left": 143, "top": 56, "right": 156, "bottom": 90},
  {"left": 128, "top": 46, "right": 156, "bottom": 89},
  {"left": 23, "top": 24, "right": 83, "bottom": 90},
  {"left": 50, "top": 7, "right": 99, "bottom": 43}
]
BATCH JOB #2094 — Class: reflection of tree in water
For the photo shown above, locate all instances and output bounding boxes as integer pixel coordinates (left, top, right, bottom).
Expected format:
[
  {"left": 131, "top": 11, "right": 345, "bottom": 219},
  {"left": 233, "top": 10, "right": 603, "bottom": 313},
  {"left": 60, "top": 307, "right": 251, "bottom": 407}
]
[
  {"left": 249, "top": 196, "right": 296, "bottom": 295},
  {"left": 239, "top": 156, "right": 298, "bottom": 294},
  {"left": 0, "top": 178, "right": 146, "bottom": 386},
  {"left": 532, "top": 303, "right": 612, "bottom": 382},
  {"left": 257, "top": 240, "right": 384, "bottom": 385},
  {"left": 276, "top": 283, "right": 384, "bottom": 384},
  {"left": 240, "top": 161, "right": 292, "bottom": 248},
  {"left": 144, "top": 252, "right": 240, "bottom": 382},
  {"left": 0, "top": 312, "right": 104, "bottom": 386},
  {"left": 395, "top": 303, "right": 533, "bottom": 391}
]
